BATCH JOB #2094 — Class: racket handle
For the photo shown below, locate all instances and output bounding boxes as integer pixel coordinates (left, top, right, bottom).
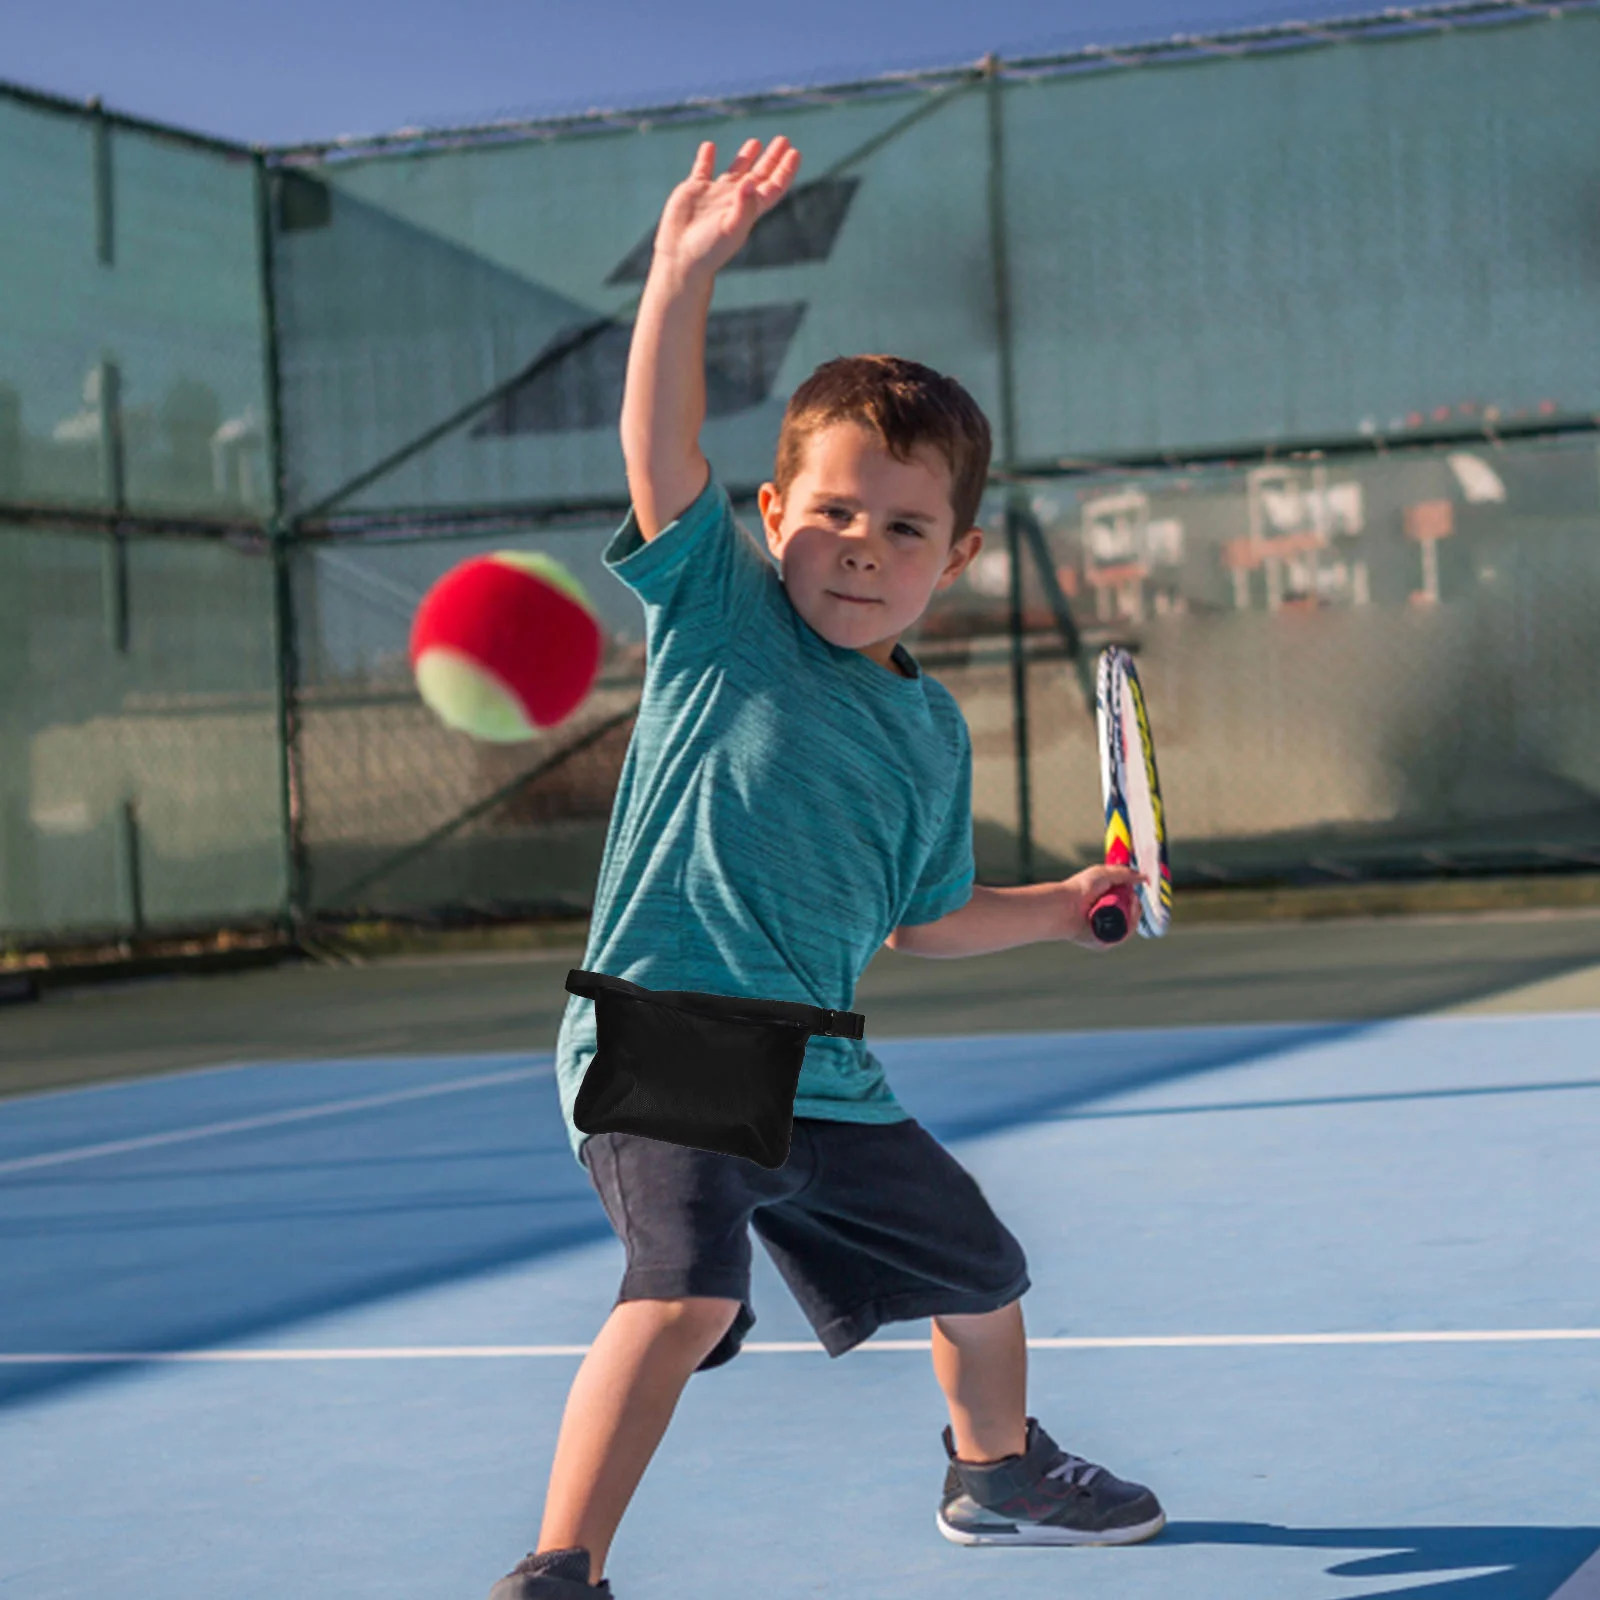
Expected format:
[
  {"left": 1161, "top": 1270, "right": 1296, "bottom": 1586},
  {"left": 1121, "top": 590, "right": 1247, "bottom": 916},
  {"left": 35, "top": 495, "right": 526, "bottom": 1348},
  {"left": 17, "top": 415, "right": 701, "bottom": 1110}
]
[{"left": 1089, "top": 886, "right": 1134, "bottom": 944}]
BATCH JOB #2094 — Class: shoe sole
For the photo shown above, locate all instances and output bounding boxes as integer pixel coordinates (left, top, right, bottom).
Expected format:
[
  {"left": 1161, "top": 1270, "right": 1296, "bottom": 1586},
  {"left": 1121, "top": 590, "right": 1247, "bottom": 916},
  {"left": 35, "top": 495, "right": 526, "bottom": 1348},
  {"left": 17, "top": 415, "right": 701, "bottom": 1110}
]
[{"left": 936, "top": 1508, "right": 1167, "bottom": 1547}]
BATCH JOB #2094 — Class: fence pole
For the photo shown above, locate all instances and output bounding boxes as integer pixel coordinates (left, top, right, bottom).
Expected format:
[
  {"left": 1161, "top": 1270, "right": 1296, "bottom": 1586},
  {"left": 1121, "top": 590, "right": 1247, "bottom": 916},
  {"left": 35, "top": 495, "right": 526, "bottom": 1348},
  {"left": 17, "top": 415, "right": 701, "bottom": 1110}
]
[
  {"left": 255, "top": 156, "right": 306, "bottom": 938},
  {"left": 984, "top": 54, "right": 1033, "bottom": 884}
]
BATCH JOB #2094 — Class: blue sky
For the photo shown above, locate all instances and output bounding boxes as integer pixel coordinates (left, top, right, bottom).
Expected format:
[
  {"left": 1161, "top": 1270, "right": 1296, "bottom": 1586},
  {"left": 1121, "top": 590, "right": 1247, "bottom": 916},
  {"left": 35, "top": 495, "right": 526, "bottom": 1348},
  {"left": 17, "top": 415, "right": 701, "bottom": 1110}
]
[{"left": 7, "top": 0, "right": 1388, "bottom": 147}]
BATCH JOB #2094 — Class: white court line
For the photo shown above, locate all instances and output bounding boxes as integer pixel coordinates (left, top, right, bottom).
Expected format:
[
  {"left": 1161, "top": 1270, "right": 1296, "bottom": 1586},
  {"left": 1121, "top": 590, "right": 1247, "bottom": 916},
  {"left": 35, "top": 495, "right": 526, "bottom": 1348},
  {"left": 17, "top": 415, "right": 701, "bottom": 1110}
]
[
  {"left": 0, "top": 1049, "right": 548, "bottom": 1110},
  {"left": 1554, "top": 1547, "right": 1600, "bottom": 1600},
  {"left": 0, "top": 1064, "right": 551, "bottom": 1178},
  {"left": 4, "top": 1328, "right": 1599, "bottom": 1364}
]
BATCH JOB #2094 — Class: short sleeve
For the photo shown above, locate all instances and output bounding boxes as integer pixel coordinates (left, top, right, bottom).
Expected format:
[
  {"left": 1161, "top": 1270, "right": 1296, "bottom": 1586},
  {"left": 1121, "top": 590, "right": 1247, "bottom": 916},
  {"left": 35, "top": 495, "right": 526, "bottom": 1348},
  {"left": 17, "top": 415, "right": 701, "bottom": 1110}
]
[
  {"left": 897, "top": 720, "right": 976, "bottom": 927},
  {"left": 603, "top": 468, "right": 775, "bottom": 649}
]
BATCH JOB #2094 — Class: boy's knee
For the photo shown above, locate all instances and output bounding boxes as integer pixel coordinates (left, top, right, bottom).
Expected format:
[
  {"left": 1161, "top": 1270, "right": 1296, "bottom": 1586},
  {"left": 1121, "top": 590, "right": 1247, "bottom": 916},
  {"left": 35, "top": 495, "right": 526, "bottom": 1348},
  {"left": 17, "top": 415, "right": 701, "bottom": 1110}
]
[
  {"left": 670, "top": 1296, "right": 743, "bottom": 1344},
  {"left": 628, "top": 1294, "right": 742, "bottom": 1347}
]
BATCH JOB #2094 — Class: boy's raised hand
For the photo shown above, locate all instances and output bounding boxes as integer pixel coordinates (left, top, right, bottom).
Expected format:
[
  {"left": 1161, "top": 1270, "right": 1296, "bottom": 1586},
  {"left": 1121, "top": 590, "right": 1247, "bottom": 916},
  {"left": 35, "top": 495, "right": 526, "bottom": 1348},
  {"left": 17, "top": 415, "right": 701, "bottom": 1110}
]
[{"left": 652, "top": 136, "right": 802, "bottom": 280}]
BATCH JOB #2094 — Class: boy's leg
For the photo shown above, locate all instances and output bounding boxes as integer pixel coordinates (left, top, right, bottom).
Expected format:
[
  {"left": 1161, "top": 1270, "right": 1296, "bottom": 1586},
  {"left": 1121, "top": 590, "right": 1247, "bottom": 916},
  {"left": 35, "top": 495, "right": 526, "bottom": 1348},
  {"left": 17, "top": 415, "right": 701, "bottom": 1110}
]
[
  {"left": 536, "top": 1295, "right": 743, "bottom": 1583},
  {"left": 932, "top": 1297, "right": 1166, "bottom": 1546},
  {"left": 931, "top": 1300, "right": 1029, "bottom": 1463}
]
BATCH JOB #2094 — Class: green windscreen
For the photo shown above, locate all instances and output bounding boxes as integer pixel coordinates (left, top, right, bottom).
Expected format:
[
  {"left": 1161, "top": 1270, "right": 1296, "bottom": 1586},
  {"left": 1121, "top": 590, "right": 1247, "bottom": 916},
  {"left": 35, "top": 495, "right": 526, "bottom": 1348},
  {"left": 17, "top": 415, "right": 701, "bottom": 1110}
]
[
  {"left": 0, "top": 521, "right": 286, "bottom": 941},
  {"left": 268, "top": 10, "right": 1600, "bottom": 525},
  {"left": 6, "top": 10, "right": 1600, "bottom": 949},
  {"left": 269, "top": 85, "right": 996, "bottom": 518},
  {"left": 1003, "top": 12, "right": 1600, "bottom": 462},
  {"left": 0, "top": 95, "right": 269, "bottom": 519}
]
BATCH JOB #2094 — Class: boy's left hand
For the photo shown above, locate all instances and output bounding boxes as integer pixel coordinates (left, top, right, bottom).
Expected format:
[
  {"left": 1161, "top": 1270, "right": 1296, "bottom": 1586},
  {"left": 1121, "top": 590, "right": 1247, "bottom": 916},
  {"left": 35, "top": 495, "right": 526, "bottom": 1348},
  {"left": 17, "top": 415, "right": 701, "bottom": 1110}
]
[{"left": 1054, "top": 864, "right": 1146, "bottom": 949}]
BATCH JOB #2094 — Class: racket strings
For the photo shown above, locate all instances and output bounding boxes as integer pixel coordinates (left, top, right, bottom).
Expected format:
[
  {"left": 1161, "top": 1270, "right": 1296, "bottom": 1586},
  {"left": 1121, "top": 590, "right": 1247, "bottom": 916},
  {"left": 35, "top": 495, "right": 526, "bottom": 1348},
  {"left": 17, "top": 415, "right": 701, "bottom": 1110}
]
[{"left": 1097, "top": 647, "right": 1170, "bottom": 939}]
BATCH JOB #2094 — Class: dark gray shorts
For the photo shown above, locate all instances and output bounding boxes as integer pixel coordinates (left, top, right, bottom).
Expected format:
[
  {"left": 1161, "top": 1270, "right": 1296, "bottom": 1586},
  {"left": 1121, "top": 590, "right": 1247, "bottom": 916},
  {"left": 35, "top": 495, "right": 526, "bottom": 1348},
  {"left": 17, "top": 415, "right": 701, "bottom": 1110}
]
[{"left": 580, "top": 1116, "right": 1030, "bottom": 1372}]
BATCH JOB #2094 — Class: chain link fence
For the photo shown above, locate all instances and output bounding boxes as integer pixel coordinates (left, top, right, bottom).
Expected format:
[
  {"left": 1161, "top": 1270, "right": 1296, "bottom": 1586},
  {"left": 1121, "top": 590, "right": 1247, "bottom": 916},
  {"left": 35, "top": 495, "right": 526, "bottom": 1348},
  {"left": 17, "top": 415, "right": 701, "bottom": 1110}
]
[
  {"left": 4, "top": 1, "right": 1600, "bottom": 949},
  {"left": 1010, "top": 436, "right": 1600, "bottom": 884}
]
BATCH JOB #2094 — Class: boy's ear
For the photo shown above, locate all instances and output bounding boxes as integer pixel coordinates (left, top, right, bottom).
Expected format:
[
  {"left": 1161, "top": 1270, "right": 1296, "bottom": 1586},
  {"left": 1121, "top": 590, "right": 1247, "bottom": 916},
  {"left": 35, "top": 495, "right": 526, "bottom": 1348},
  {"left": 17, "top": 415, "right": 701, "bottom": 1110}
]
[
  {"left": 757, "top": 482, "right": 783, "bottom": 547},
  {"left": 936, "top": 525, "right": 984, "bottom": 590}
]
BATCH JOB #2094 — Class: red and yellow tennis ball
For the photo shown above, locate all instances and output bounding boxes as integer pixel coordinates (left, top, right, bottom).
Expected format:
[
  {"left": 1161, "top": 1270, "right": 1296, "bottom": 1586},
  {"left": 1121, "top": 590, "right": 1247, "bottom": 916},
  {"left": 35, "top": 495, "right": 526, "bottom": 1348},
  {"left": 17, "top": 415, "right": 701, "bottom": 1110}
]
[{"left": 409, "top": 551, "right": 603, "bottom": 741}]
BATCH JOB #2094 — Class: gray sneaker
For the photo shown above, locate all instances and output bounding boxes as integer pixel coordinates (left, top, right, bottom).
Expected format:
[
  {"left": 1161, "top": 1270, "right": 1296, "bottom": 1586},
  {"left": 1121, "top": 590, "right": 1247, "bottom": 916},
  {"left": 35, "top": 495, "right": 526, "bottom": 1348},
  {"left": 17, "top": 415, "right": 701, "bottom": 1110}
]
[
  {"left": 488, "top": 1545, "right": 613, "bottom": 1598},
  {"left": 937, "top": 1416, "right": 1166, "bottom": 1547}
]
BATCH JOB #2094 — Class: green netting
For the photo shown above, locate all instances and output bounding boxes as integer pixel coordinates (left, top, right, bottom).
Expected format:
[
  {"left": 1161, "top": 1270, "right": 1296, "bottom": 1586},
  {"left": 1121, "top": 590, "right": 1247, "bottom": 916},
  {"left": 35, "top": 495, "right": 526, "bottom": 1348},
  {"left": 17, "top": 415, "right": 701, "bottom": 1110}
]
[
  {"left": 0, "top": 522, "right": 287, "bottom": 941},
  {"left": 285, "top": 435, "right": 1600, "bottom": 922},
  {"left": 1011, "top": 435, "right": 1600, "bottom": 882},
  {"left": 1004, "top": 13, "right": 1600, "bottom": 461},
  {"left": 268, "top": 8, "right": 1600, "bottom": 521},
  {"left": 270, "top": 85, "right": 994, "bottom": 518},
  {"left": 5, "top": 7, "right": 1600, "bottom": 949},
  {"left": 290, "top": 512, "right": 640, "bottom": 918},
  {"left": 0, "top": 96, "right": 270, "bottom": 519},
  {"left": 287, "top": 492, "right": 1022, "bottom": 919}
]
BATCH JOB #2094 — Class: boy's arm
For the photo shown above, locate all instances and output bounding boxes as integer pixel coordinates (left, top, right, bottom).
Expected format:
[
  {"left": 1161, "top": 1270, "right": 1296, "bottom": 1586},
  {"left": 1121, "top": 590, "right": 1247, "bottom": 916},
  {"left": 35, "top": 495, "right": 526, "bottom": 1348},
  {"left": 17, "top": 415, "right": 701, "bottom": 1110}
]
[
  {"left": 621, "top": 136, "right": 801, "bottom": 542},
  {"left": 621, "top": 263, "right": 714, "bottom": 541},
  {"left": 890, "top": 865, "right": 1145, "bottom": 957}
]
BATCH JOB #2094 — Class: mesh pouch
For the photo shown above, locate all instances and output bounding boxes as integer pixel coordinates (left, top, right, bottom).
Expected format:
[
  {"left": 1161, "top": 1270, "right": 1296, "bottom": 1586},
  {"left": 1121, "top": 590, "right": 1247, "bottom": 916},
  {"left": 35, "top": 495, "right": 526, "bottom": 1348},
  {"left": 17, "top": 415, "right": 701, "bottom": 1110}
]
[{"left": 567, "top": 969, "right": 866, "bottom": 1169}]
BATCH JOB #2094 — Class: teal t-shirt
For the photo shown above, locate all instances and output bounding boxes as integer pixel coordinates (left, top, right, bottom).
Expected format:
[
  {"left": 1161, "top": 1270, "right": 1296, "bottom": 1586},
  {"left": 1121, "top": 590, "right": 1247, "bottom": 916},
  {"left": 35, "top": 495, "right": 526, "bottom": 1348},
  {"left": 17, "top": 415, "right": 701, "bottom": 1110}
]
[{"left": 553, "top": 470, "right": 976, "bottom": 1166}]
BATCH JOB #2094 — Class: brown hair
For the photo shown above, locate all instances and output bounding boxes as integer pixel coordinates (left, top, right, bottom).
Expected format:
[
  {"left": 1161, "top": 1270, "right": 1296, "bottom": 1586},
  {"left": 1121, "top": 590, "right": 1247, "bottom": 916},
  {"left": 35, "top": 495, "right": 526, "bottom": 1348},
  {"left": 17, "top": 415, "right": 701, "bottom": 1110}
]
[{"left": 772, "top": 355, "right": 992, "bottom": 543}]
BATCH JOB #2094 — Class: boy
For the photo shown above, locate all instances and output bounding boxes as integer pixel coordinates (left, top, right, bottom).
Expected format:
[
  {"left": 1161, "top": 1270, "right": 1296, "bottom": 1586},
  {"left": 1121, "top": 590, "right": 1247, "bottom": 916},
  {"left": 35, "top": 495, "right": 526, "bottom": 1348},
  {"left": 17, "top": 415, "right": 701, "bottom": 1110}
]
[{"left": 491, "top": 135, "right": 1161, "bottom": 1599}]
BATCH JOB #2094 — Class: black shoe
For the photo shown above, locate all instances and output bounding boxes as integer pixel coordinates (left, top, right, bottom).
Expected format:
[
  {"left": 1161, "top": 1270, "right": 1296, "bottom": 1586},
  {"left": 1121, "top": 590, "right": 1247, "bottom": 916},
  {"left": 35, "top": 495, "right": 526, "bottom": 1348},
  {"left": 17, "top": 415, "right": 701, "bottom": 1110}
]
[
  {"left": 487, "top": 1546, "right": 614, "bottom": 1598},
  {"left": 937, "top": 1416, "right": 1166, "bottom": 1546}
]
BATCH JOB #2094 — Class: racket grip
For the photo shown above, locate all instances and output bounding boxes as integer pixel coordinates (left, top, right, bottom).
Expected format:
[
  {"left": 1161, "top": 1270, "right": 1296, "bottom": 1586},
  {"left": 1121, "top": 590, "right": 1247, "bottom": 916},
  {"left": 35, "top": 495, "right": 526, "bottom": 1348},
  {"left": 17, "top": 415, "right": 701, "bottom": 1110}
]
[{"left": 1089, "top": 886, "right": 1134, "bottom": 944}]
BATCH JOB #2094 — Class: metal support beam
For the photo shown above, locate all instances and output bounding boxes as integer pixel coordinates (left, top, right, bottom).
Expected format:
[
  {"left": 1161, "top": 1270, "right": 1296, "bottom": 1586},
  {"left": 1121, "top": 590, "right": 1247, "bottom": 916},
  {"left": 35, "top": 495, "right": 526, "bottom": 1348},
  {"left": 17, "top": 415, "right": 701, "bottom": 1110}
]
[
  {"left": 1003, "top": 504, "right": 1033, "bottom": 885},
  {"left": 1015, "top": 505, "right": 1094, "bottom": 717},
  {"left": 96, "top": 357, "right": 129, "bottom": 655},
  {"left": 255, "top": 155, "right": 307, "bottom": 936},
  {"left": 89, "top": 99, "right": 114, "bottom": 266},
  {"left": 117, "top": 798, "right": 144, "bottom": 933},
  {"left": 985, "top": 54, "right": 1035, "bottom": 885}
]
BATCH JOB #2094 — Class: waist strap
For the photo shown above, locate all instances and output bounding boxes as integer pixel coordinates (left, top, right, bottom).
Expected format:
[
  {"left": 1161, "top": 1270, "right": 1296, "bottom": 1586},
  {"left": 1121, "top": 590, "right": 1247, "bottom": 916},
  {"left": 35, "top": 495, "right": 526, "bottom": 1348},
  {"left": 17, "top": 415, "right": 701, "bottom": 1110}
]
[{"left": 565, "top": 968, "right": 865, "bottom": 1041}]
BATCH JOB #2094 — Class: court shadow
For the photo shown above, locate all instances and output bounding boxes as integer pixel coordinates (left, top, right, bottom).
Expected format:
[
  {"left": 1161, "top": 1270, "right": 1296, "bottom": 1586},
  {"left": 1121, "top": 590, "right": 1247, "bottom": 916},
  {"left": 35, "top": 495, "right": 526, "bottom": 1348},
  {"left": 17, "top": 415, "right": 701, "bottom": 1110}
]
[
  {"left": 0, "top": 1071, "right": 620, "bottom": 1411},
  {"left": 1158, "top": 1521, "right": 1600, "bottom": 1598},
  {"left": 885, "top": 1019, "right": 1372, "bottom": 1145},
  {"left": 0, "top": 1018, "right": 1439, "bottom": 1415}
]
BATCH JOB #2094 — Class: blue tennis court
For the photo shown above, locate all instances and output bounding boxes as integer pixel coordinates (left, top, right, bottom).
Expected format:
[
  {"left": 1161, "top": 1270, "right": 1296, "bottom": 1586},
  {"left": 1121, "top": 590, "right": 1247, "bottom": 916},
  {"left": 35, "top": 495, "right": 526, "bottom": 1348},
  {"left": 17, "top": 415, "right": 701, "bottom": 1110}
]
[{"left": 4, "top": 980, "right": 1599, "bottom": 1599}]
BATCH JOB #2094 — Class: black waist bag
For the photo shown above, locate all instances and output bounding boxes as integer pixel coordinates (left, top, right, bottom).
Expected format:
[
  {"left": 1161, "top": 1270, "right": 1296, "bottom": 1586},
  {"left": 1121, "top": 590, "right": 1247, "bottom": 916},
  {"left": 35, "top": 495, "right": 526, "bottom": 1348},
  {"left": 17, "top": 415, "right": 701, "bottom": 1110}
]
[{"left": 567, "top": 969, "right": 866, "bottom": 1169}]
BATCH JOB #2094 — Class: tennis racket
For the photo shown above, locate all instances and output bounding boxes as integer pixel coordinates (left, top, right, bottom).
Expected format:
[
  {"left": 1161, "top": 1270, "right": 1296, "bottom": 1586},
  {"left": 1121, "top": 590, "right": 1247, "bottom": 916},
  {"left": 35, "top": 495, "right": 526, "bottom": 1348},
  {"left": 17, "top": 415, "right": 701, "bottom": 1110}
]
[{"left": 1088, "top": 646, "right": 1172, "bottom": 943}]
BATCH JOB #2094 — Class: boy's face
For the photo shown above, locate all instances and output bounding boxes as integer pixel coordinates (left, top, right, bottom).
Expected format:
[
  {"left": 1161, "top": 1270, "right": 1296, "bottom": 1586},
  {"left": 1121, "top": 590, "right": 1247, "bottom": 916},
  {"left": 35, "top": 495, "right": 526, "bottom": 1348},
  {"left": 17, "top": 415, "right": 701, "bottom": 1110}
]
[{"left": 757, "top": 421, "right": 983, "bottom": 677}]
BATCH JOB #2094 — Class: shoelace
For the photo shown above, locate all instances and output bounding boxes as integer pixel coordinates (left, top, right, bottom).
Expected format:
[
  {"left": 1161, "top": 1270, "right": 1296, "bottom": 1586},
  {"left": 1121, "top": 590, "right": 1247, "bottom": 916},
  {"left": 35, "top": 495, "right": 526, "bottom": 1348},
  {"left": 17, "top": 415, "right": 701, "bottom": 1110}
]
[{"left": 1043, "top": 1450, "right": 1104, "bottom": 1489}]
